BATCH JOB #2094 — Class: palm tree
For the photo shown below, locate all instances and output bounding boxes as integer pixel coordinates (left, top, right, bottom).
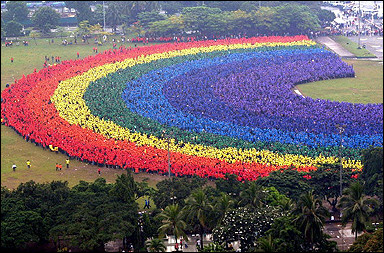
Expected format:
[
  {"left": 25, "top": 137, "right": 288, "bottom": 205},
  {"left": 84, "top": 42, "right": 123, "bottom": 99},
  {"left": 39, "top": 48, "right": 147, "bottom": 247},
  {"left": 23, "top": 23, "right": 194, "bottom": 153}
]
[
  {"left": 145, "top": 238, "right": 166, "bottom": 252},
  {"left": 338, "top": 182, "right": 379, "bottom": 240},
  {"left": 214, "top": 192, "right": 234, "bottom": 224},
  {"left": 184, "top": 188, "right": 213, "bottom": 250},
  {"left": 293, "top": 190, "right": 329, "bottom": 247},
  {"left": 158, "top": 204, "right": 187, "bottom": 246},
  {"left": 257, "top": 234, "right": 276, "bottom": 252},
  {"left": 239, "top": 181, "right": 267, "bottom": 209}
]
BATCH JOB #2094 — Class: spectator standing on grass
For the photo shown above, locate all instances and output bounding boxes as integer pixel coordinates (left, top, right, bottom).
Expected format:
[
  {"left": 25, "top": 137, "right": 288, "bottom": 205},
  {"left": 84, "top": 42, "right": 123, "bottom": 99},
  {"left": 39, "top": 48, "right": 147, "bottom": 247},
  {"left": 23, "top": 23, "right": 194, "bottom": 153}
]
[
  {"left": 98, "top": 168, "right": 101, "bottom": 175},
  {"left": 56, "top": 163, "right": 59, "bottom": 171}
]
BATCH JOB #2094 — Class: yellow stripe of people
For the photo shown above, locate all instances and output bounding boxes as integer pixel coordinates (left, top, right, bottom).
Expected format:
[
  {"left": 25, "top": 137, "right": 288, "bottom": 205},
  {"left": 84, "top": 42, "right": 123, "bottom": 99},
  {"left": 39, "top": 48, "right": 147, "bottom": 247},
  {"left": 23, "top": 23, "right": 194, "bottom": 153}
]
[{"left": 51, "top": 40, "right": 362, "bottom": 170}]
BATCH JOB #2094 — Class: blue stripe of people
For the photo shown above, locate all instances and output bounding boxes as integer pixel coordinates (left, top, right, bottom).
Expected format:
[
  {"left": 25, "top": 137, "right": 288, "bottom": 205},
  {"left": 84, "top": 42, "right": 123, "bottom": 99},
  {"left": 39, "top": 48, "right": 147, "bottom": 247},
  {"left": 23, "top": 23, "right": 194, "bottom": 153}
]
[{"left": 121, "top": 47, "right": 382, "bottom": 150}]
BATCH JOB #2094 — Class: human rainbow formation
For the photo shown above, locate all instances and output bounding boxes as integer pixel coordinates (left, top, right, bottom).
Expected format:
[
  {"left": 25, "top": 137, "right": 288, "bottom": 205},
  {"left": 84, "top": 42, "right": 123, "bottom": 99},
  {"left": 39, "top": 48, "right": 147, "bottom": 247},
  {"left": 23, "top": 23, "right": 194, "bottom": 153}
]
[{"left": 1, "top": 35, "right": 383, "bottom": 181}]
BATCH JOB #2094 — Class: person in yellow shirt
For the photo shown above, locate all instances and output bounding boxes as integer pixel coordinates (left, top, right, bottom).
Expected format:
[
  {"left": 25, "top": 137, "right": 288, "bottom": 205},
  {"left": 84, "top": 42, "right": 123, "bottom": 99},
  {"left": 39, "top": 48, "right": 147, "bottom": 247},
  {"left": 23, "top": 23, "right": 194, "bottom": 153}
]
[
  {"left": 66, "top": 158, "right": 70, "bottom": 168},
  {"left": 26, "top": 160, "right": 31, "bottom": 169}
]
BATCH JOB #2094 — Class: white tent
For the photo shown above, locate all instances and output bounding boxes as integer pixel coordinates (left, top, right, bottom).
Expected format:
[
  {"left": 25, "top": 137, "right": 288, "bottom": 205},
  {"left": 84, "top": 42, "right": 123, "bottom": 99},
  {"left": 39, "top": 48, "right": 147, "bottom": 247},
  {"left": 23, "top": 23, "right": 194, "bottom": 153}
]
[{"left": 334, "top": 17, "right": 347, "bottom": 24}]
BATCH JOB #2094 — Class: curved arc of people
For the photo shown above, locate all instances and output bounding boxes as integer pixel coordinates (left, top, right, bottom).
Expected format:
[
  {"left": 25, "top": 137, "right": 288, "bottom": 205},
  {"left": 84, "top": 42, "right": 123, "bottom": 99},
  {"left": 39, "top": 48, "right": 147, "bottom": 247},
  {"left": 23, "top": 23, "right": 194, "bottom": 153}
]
[
  {"left": 51, "top": 40, "right": 363, "bottom": 169},
  {"left": 3, "top": 36, "right": 379, "bottom": 181}
]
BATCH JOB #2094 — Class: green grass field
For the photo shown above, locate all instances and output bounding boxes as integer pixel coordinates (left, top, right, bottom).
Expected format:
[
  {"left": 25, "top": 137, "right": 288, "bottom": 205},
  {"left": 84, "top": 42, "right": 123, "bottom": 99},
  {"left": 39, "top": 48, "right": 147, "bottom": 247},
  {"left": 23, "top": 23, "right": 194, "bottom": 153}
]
[
  {"left": 298, "top": 59, "right": 383, "bottom": 104},
  {"left": 330, "top": 35, "right": 377, "bottom": 58},
  {"left": 1, "top": 37, "right": 383, "bottom": 192}
]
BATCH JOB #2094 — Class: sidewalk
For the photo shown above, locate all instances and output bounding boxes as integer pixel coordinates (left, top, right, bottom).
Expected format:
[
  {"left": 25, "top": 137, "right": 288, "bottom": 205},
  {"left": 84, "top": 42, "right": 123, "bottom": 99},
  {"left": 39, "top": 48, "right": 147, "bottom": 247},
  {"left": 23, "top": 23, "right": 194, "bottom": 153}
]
[
  {"left": 163, "top": 234, "right": 213, "bottom": 252},
  {"left": 324, "top": 221, "right": 361, "bottom": 251},
  {"left": 315, "top": 36, "right": 355, "bottom": 58}
]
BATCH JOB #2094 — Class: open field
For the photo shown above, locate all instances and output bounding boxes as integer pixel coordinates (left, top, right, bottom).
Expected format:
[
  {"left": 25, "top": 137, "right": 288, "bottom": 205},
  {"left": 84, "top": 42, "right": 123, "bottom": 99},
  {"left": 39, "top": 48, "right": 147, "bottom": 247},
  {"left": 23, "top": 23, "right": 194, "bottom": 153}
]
[{"left": 1, "top": 37, "right": 383, "bottom": 191}]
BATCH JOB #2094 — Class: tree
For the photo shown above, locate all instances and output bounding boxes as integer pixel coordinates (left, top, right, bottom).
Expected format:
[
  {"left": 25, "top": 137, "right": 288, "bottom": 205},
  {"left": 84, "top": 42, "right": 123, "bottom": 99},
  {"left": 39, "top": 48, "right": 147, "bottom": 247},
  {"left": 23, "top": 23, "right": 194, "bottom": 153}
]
[
  {"left": 137, "top": 10, "right": 167, "bottom": 30},
  {"left": 32, "top": 6, "right": 60, "bottom": 34},
  {"left": 308, "top": 163, "right": 357, "bottom": 213},
  {"left": 256, "top": 168, "right": 311, "bottom": 201},
  {"left": 153, "top": 177, "right": 206, "bottom": 209},
  {"left": 2, "top": 1, "right": 29, "bottom": 23},
  {"left": 65, "top": 1, "right": 94, "bottom": 24},
  {"left": 51, "top": 178, "right": 138, "bottom": 251},
  {"left": 361, "top": 147, "right": 383, "bottom": 197},
  {"left": 251, "top": 7, "right": 278, "bottom": 36},
  {"left": 213, "top": 206, "right": 285, "bottom": 252},
  {"left": 348, "top": 228, "right": 383, "bottom": 252},
  {"left": 215, "top": 173, "right": 244, "bottom": 197},
  {"left": 149, "top": 15, "right": 185, "bottom": 37},
  {"left": 292, "top": 190, "right": 330, "bottom": 248},
  {"left": 316, "top": 9, "right": 336, "bottom": 26},
  {"left": 145, "top": 238, "right": 166, "bottom": 252},
  {"left": 200, "top": 242, "right": 226, "bottom": 252},
  {"left": 183, "top": 188, "right": 213, "bottom": 250},
  {"left": 225, "top": 10, "right": 253, "bottom": 36},
  {"left": 338, "top": 182, "right": 379, "bottom": 240},
  {"left": 158, "top": 204, "right": 188, "bottom": 245},
  {"left": 256, "top": 234, "right": 276, "bottom": 252},
  {"left": 239, "top": 181, "right": 267, "bottom": 209},
  {"left": 92, "top": 4, "right": 105, "bottom": 26},
  {"left": 160, "top": 1, "right": 185, "bottom": 15},
  {"left": 205, "top": 1, "right": 244, "bottom": 12},
  {"left": 123, "top": 1, "right": 161, "bottom": 24},
  {"left": 181, "top": 6, "right": 223, "bottom": 36},
  {"left": 105, "top": 2, "right": 123, "bottom": 32},
  {"left": 4, "top": 20, "right": 23, "bottom": 37},
  {"left": 272, "top": 4, "right": 320, "bottom": 35},
  {"left": 1, "top": 181, "right": 71, "bottom": 250},
  {"left": 239, "top": 1, "right": 261, "bottom": 12},
  {"left": 76, "top": 20, "right": 91, "bottom": 43},
  {"left": 111, "top": 173, "right": 136, "bottom": 203},
  {"left": 213, "top": 192, "right": 234, "bottom": 225},
  {"left": 264, "top": 215, "right": 305, "bottom": 252},
  {"left": 265, "top": 212, "right": 338, "bottom": 252}
]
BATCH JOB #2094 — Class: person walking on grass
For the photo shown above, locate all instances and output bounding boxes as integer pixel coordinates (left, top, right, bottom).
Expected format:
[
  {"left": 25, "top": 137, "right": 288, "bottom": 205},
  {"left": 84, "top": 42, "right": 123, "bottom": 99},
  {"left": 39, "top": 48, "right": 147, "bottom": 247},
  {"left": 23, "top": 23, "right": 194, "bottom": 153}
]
[
  {"left": 66, "top": 158, "right": 70, "bottom": 168},
  {"left": 98, "top": 168, "right": 101, "bottom": 175},
  {"left": 12, "top": 163, "right": 17, "bottom": 172},
  {"left": 26, "top": 160, "right": 31, "bottom": 169}
]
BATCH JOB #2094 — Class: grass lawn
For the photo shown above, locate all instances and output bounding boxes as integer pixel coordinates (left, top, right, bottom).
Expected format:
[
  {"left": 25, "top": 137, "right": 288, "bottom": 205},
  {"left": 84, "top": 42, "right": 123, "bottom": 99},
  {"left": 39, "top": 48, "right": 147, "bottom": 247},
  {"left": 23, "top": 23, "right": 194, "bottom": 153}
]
[
  {"left": 297, "top": 59, "right": 383, "bottom": 104},
  {"left": 330, "top": 35, "right": 376, "bottom": 58},
  {"left": 1, "top": 37, "right": 383, "bottom": 192}
]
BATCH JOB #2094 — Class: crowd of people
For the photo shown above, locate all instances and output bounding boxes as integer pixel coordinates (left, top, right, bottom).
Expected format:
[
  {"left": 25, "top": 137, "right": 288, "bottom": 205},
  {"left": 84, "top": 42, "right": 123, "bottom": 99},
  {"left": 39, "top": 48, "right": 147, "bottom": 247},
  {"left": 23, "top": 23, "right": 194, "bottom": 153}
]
[{"left": 2, "top": 35, "right": 381, "bottom": 181}]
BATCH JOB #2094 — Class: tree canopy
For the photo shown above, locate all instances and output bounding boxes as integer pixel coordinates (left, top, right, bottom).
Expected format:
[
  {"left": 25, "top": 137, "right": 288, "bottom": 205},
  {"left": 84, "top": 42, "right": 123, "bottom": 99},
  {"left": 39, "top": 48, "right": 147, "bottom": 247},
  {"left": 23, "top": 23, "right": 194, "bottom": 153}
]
[{"left": 32, "top": 6, "right": 61, "bottom": 34}]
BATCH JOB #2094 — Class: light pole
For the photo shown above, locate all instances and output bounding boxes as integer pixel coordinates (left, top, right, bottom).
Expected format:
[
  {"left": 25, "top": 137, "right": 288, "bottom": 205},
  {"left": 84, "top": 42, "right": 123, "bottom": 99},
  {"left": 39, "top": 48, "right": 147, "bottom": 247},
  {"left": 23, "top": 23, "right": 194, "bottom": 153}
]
[
  {"left": 335, "top": 124, "right": 346, "bottom": 197},
  {"left": 103, "top": 1, "right": 106, "bottom": 32},
  {"left": 358, "top": 1, "right": 361, "bottom": 48}
]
